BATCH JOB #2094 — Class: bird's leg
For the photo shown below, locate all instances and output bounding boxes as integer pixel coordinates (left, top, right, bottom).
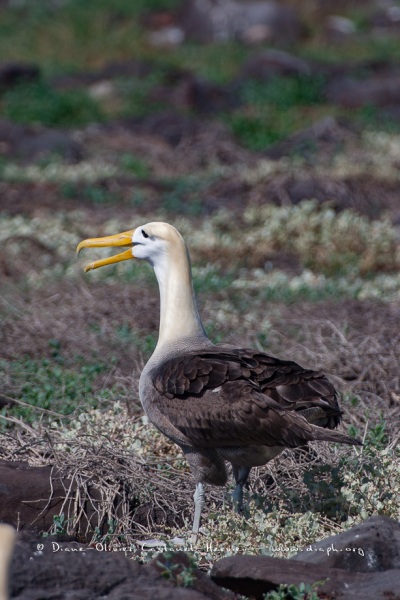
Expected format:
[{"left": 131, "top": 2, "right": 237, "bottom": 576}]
[
  {"left": 231, "top": 465, "right": 251, "bottom": 513},
  {"left": 191, "top": 482, "right": 205, "bottom": 544}
]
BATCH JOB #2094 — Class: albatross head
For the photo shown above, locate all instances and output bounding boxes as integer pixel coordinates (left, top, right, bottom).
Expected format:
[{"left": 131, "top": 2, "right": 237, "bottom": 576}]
[
  {"left": 76, "top": 222, "right": 187, "bottom": 272},
  {"left": 77, "top": 222, "right": 207, "bottom": 349}
]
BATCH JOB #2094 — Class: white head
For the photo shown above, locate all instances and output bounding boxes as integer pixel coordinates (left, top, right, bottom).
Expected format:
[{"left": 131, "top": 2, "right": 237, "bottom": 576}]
[
  {"left": 77, "top": 221, "right": 188, "bottom": 272},
  {"left": 77, "top": 221, "right": 206, "bottom": 348},
  {"left": 131, "top": 222, "right": 188, "bottom": 268}
]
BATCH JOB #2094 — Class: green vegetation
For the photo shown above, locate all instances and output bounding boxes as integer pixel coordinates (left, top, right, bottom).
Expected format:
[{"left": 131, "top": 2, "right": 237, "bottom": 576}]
[
  {"left": 65, "top": 0, "right": 181, "bottom": 17},
  {"left": 1, "top": 203, "right": 400, "bottom": 300},
  {"left": 2, "top": 80, "right": 104, "bottom": 126},
  {"left": 157, "top": 551, "right": 197, "bottom": 587},
  {"left": 118, "top": 70, "right": 169, "bottom": 117},
  {"left": 120, "top": 153, "right": 151, "bottom": 179},
  {"left": 242, "top": 76, "right": 325, "bottom": 109},
  {"left": 161, "top": 176, "right": 213, "bottom": 216},
  {"left": 0, "top": 0, "right": 399, "bottom": 150},
  {"left": 0, "top": 1, "right": 145, "bottom": 69},
  {"left": 169, "top": 42, "right": 250, "bottom": 83},
  {"left": 229, "top": 75, "right": 326, "bottom": 150},
  {"left": 0, "top": 355, "right": 112, "bottom": 428},
  {"left": 115, "top": 324, "right": 157, "bottom": 358},
  {"left": 341, "top": 445, "right": 399, "bottom": 521},
  {"left": 193, "top": 266, "right": 236, "bottom": 295},
  {"left": 356, "top": 104, "right": 400, "bottom": 135},
  {"left": 61, "top": 183, "right": 114, "bottom": 205},
  {"left": 228, "top": 111, "right": 293, "bottom": 150},
  {"left": 42, "top": 514, "right": 70, "bottom": 537},
  {"left": 264, "top": 581, "right": 323, "bottom": 600},
  {"left": 301, "top": 34, "right": 400, "bottom": 64}
]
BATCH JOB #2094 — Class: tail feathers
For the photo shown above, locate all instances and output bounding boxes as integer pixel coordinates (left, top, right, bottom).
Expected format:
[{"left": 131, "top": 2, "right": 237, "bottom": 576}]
[{"left": 311, "top": 426, "right": 362, "bottom": 446}]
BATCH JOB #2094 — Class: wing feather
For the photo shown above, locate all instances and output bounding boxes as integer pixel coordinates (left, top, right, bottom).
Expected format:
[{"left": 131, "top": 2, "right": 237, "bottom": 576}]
[{"left": 150, "top": 346, "right": 344, "bottom": 448}]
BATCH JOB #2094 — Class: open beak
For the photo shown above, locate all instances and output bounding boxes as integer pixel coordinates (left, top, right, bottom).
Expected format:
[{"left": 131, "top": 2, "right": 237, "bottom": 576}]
[{"left": 76, "top": 229, "right": 135, "bottom": 272}]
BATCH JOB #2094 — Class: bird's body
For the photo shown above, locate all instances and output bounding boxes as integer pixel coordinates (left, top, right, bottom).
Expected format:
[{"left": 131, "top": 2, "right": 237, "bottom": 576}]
[
  {"left": 77, "top": 221, "right": 360, "bottom": 540},
  {"left": 141, "top": 343, "right": 343, "bottom": 479}
]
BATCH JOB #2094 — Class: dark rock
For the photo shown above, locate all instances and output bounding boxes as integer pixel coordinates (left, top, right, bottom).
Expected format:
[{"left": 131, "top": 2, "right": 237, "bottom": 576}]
[
  {"left": 109, "top": 587, "right": 210, "bottom": 600},
  {"left": 96, "top": 61, "right": 152, "bottom": 80},
  {"left": 179, "top": 0, "right": 300, "bottom": 45},
  {"left": 141, "top": 9, "right": 177, "bottom": 30},
  {"left": 211, "top": 554, "right": 400, "bottom": 600},
  {"left": 146, "top": 552, "right": 235, "bottom": 600},
  {"left": 265, "top": 175, "right": 351, "bottom": 208},
  {"left": 0, "top": 394, "right": 13, "bottom": 409},
  {"left": 0, "top": 119, "right": 83, "bottom": 162},
  {"left": 179, "top": 0, "right": 226, "bottom": 43},
  {"left": 241, "top": 49, "right": 311, "bottom": 80},
  {"left": 259, "top": 173, "right": 400, "bottom": 220},
  {"left": 9, "top": 536, "right": 233, "bottom": 600},
  {"left": 120, "top": 111, "right": 200, "bottom": 146},
  {"left": 51, "top": 60, "right": 152, "bottom": 90},
  {"left": 0, "top": 460, "right": 102, "bottom": 534},
  {"left": 201, "top": 177, "right": 251, "bottom": 214},
  {"left": 150, "top": 76, "right": 237, "bottom": 114},
  {"left": 326, "top": 73, "right": 400, "bottom": 108},
  {"left": 1, "top": 461, "right": 237, "bottom": 598},
  {"left": 292, "top": 515, "right": 400, "bottom": 572},
  {"left": 17, "top": 129, "right": 83, "bottom": 162},
  {"left": 0, "top": 63, "right": 40, "bottom": 91},
  {"left": 379, "top": 104, "right": 400, "bottom": 123},
  {"left": 211, "top": 554, "right": 352, "bottom": 598},
  {"left": 11, "top": 535, "right": 139, "bottom": 600},
  {"left": 0, "top": 119, "right": 26, "bottom": 155}
]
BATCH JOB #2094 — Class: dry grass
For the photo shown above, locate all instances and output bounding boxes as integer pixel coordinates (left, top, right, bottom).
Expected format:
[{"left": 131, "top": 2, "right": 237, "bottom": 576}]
[
  {"left": 266, "top": 301, "right": 400, "bottom": 417},
  {"left": 1, "top": 401, "right": 398, "bottom": 564},
  {"left": 1, "top": 268, "right": 399, "bottom": 559},
  {"left": 2, "top": 275, "right": 400, "bottom": 421},
  {"left": 0, "top": 279, "right": 158, "bottom": 365}
]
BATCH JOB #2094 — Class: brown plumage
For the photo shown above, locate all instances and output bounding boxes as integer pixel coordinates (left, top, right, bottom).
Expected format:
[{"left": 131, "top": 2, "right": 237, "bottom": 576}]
[
  {"left": 149, "top": 348, "right": 344, "bottom": 447},
  {"left": 77, "top": 221, "right": 361, "bottom": 541}
]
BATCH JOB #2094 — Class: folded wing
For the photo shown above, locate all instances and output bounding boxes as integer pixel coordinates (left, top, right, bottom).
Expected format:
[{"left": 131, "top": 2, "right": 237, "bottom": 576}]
[{"left": 150, "top": 349, "right": 358, "bottom": 449}]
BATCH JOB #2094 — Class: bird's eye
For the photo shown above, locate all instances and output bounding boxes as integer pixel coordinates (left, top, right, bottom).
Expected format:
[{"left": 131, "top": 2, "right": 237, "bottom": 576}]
[{"left": 141, "top": 229, "right": 149, "bottom": 239}]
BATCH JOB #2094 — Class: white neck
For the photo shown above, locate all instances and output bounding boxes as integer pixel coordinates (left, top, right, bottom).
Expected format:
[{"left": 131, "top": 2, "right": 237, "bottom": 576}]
[{"left": 152, "top": 242, "right": 207, "bottom": 353}]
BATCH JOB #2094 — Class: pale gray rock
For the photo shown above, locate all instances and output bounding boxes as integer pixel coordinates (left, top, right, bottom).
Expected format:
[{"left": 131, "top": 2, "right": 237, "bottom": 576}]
[{"left": 179, "top": 0, "right": 300, "bottom": 44}]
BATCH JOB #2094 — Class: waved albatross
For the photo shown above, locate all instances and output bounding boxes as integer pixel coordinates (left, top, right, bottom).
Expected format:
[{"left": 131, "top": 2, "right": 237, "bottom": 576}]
[{"left": 77, "top": 222, "right": 361, "bottom": 540}]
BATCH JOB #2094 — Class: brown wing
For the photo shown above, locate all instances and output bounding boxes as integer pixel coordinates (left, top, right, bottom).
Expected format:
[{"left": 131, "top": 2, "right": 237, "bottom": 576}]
[
  {"left": 240, "top": 350, "right": 342, "bottom": 429},
  {"left": 150, "top": 348, "right": 352, "bottom": 450},
  {"left": 154, "top": 348, "right": 341, "bottom": 426}
]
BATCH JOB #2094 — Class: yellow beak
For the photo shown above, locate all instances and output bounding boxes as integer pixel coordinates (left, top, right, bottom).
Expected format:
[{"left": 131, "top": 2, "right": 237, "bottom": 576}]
[{"left": 76, "top": 229, "right": 135, "bottom": 272}]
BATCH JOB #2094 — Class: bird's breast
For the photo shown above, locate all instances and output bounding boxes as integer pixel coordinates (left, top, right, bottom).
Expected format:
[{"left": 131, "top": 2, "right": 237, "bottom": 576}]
[{"left": 219, "top": 445, "right": 283, "bottom": 467}]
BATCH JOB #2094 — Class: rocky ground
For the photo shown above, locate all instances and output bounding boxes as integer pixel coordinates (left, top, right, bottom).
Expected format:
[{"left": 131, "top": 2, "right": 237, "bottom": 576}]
[{"left": 4, "top": 516, "right": 400, "bottom": 599}]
